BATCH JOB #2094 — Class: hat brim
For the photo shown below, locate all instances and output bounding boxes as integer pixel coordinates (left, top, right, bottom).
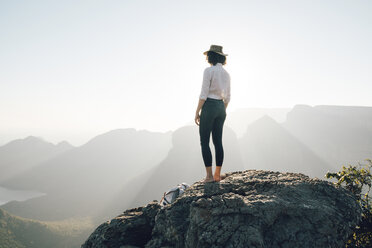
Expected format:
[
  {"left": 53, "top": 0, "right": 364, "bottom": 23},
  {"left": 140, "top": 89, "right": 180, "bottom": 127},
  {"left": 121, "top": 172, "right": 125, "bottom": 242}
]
[{"left": 203, "top": 50, "right": 228, "bottom": 56}]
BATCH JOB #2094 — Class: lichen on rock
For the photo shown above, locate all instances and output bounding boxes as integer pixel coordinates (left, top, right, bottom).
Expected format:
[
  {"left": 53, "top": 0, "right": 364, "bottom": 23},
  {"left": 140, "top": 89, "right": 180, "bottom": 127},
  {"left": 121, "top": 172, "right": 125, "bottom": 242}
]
[{"left": 82, "top": 170, "right": 361, "bottom": 248}]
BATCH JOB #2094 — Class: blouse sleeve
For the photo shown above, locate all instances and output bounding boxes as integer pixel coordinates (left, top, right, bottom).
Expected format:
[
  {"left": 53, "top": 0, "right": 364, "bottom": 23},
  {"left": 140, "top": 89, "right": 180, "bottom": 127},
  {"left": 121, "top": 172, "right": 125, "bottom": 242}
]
[{"left": 199, "top": 68, "right": 211, "bottom": 100}]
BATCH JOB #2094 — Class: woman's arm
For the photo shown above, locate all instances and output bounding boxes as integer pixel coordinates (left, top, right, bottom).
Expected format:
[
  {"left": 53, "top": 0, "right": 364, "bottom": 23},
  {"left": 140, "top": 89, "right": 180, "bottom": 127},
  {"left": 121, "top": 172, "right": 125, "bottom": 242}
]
[
  {"left": 194, "top": 99, "right": 206, "bottom": 126},
  {"left": 196, "top": 68, "right": 210, "bottom": 125},
  {"left": 224, "top": 73, "right": 231, "bottom": 110}
]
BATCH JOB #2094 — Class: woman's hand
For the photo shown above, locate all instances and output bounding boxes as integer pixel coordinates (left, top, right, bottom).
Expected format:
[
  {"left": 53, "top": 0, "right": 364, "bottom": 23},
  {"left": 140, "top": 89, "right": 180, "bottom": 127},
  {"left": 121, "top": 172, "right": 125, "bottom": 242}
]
[
  {"left": 195, "top": 99, "right": 205, "bottom": 126},
  {"left": 195, "top": 112, "right": 200, "bottom": 126}
]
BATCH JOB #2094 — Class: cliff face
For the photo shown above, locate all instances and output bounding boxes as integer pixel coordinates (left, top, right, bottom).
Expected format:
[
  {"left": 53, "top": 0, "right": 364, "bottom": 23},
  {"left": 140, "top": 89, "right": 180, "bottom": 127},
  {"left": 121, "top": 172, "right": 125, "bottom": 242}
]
[{"left": 82, "top": 170, "right": 361, "bottom": 248}]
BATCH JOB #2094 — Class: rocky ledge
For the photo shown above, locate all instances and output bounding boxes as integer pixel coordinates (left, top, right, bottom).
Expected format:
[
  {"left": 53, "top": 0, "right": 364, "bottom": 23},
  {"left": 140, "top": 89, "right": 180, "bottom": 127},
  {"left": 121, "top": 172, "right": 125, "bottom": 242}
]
[{"left": 82, "top": 170, "right": 361, "bottom": 248}]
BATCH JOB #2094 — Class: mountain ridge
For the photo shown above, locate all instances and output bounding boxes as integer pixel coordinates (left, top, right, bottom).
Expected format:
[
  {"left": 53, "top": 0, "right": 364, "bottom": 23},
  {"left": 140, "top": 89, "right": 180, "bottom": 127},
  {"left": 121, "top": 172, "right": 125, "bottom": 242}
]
[{"left": 0, "top": 136, "right": 73, "bottom": 182}]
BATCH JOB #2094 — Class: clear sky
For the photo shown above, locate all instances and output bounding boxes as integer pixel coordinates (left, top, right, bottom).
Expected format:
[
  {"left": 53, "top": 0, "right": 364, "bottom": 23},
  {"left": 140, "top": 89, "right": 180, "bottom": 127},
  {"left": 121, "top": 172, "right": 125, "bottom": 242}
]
[{"left": 1, "top": 0, "right": 371, "bottom": 146}]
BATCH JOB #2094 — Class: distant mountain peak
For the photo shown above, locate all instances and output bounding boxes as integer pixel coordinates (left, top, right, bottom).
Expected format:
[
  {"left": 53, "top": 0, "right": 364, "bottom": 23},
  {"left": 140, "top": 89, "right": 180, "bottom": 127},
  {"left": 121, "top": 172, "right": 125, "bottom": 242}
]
[
  {"left": 83, "top": 128, "right": 172, "bottom": 147},
  {"left": 86, "top": 128, "right": 136, "bottom": 141},
  {"left": 248, "top": 115, "right": 279, "bottom": 129},
  {"left": 2, "top": 136, "right": 52, "bottom": 148},
  {"left": 104, "top": 128, "right": 137, "bottom": 135},
  {"left": 258, "top": 114, "right": 276, "bottom": 122},
  {"left": 56, "top": 141, "right": 74, "bottom": 149},
  {"left": 24, "top": 135, "right": 47, "bottom": 143},
  {"left": 292, "top": 104, "right": 312, "bottom": 110},
  {"left": 24, "top": 135, "right": 43, "bottom": 140}
]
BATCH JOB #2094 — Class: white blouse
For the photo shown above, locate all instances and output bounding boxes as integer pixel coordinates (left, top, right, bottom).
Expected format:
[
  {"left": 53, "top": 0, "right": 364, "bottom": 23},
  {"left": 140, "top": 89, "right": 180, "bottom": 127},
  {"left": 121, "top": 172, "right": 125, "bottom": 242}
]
[{"left": 199, "top": 63, "right": 231, "bottom": 103}]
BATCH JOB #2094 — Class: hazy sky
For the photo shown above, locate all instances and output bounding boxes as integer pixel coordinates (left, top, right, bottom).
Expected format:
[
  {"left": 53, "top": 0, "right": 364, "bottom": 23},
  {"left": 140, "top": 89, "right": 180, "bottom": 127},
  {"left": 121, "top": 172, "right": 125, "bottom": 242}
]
[{"left": 1, "top": 0, "right": 371, "bottom": 145}]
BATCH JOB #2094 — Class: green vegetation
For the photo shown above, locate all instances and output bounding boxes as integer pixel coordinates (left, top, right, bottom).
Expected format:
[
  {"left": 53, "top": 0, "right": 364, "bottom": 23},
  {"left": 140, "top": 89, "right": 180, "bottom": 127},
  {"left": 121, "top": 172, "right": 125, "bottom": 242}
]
[
  {"left": 326, "top": 159, "right": 372, "bottom": 248},
  {"left": 0, "top": 208, "right": 94, "bottom": 248}
]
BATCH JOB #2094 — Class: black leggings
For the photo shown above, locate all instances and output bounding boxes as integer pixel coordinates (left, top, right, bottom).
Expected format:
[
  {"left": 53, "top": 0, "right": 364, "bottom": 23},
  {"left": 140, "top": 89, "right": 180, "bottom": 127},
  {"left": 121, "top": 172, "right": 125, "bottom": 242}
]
[{"left": 199, "top": 98, "right": 226, "bottom": 167}]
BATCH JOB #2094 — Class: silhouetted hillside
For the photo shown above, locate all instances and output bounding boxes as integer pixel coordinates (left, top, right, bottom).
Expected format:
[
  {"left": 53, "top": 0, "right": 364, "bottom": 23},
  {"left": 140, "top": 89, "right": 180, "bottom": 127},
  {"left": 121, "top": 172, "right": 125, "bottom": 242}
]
[
  {"left": 240, "top": 115, "right": 335, "bottom": 178},
  {"left": 2, "top": 105, "right": 372, "bottom": 245},
  {"left": 0, "top": 208, "right": 93, "bottom": 248},
  {"left": 0, "top": 136, "right": 73, "bottom": 182},
  {"left": 225, "top": 107, "right": 290, "bottom": 137},
  {"left": 1, "top": 129, "right": 172, "bottom": 221},
  {"left": 100, "top": 125, "right": 244, "bottom": 219},
  {"left": 283, "top": 105, "right": 372, "bottom": 167},
  {"left": 134, "top": 125, "right": 244, "bottom": 206}
]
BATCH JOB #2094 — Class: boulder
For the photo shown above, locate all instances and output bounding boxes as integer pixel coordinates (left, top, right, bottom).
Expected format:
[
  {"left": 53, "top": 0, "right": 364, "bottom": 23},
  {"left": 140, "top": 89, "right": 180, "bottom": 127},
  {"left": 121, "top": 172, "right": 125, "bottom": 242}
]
[
  {"left": 82, "top": 203, "right": 160, "bottom": 248},
  {"left": 82, "top": 170, "right": 361, "bottom": 248}
]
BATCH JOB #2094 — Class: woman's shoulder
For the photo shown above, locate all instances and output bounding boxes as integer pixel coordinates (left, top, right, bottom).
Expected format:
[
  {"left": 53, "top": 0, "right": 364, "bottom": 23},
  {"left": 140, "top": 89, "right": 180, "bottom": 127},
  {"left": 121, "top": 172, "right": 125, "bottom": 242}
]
[{"left": 203, "top": 66, "right": 213, "bottom": 75}]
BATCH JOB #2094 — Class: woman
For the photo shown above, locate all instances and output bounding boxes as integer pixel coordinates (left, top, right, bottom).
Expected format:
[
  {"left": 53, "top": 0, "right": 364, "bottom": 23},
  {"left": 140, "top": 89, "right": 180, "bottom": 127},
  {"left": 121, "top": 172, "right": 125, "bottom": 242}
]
[{"left": 195, "top": 45, "right": 231, "bottom": 183}]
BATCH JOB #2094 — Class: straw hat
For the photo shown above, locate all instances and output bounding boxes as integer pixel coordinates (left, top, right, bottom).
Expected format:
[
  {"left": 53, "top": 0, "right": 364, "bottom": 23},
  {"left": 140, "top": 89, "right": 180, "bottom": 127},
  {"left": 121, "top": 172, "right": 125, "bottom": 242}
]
[{"left": 203, "top": 45, "right": 228, "bottom": 56}]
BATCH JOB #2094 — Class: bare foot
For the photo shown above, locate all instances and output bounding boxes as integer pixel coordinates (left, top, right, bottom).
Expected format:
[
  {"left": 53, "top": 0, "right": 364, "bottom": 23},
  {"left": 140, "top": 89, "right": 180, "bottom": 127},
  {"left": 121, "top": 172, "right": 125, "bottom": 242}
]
[
  {"left": 201, "top": 177, "right": 214, "bottom": 183},
  {"left": 214, "top": 166, "right": 222, "bottom": 182},
  {"left": 214, "top": 173, "right": 226, "bottom": 182}
]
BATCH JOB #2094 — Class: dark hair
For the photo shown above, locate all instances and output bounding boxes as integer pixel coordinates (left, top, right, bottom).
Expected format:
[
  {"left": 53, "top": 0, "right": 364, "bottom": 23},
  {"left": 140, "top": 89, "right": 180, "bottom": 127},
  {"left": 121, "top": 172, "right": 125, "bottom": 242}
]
[{"left": 207, "top": 51, "right": 226, "bottom": 65}]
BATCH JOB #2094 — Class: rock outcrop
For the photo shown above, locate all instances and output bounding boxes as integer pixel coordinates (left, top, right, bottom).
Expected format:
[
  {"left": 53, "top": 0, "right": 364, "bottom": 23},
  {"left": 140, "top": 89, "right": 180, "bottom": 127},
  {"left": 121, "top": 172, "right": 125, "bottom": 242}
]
[{"left": 82, "top": 170, "right": 361, "bottom": 248}]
